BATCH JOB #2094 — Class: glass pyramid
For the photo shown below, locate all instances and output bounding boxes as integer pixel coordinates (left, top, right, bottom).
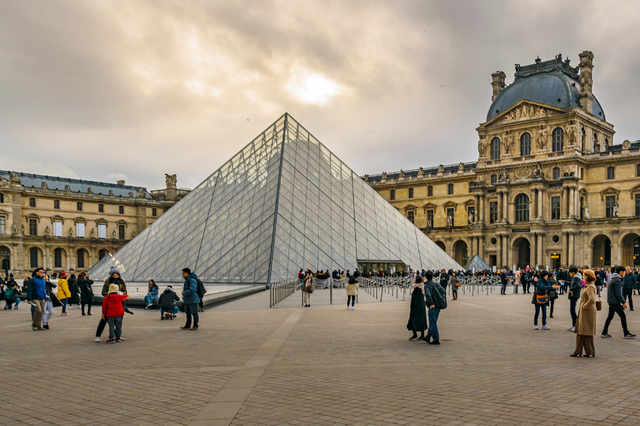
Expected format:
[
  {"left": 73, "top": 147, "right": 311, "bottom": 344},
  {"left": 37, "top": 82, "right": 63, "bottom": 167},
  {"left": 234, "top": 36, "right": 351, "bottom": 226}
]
[
  {"left": 87, "top": 113, "right": 461, "bottom": 283},
  {"left": 466, "top": 254, "right": 491, "bottom": 271}
]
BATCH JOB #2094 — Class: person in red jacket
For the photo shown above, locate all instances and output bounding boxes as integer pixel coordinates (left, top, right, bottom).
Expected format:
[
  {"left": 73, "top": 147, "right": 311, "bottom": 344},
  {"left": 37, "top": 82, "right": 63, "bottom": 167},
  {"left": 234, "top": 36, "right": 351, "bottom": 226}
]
[{"left": 102, "top": 284, "right": 129, "bottom": 343}]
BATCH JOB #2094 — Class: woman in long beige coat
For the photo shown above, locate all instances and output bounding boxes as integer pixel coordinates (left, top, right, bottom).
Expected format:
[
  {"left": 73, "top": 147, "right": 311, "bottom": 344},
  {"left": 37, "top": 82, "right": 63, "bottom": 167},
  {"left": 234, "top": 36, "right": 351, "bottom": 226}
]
[{"left": 572, "top": 269, "right": 598, "bottom": 357}]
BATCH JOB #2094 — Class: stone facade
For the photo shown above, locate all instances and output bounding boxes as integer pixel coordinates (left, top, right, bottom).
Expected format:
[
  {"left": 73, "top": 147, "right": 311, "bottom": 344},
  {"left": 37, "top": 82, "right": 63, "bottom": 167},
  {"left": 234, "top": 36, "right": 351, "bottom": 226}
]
[
  {"left": 365, "top": 51, "right": 640, "bottom": 270},
  {"left": 0, "top": 171, "right": 189, "bottom": 277}
]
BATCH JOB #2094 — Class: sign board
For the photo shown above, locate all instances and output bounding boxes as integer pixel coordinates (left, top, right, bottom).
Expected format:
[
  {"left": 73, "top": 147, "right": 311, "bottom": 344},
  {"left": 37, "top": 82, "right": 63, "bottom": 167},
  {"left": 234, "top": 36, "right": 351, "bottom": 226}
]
[
  {"left": 472, "top": 267, "right": 475, "bottom": 273},
  {"left": 492, "top": 265, "right": 497, "bottom": 272}
]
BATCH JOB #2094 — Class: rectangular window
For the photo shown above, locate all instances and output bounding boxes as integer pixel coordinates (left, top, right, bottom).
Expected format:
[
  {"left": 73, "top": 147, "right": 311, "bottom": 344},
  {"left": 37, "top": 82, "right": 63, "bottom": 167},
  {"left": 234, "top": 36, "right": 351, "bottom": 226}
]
[
  {"left": 99, "top": 204, "right": 104, "bottom": 213},
  {"left": 0, "top": 193, "right": 4, "bottom": 203},
  {"left": 551, "top": 196, "right": 561, "bottom": 220},
  {"left": 0, "top": 216, "right": 4, "bottom": 234},
  {"left": 489, "top": 201, "right": 498, "bottom": 224},
  {"left": 53, "top": 221, "right": 62, "bottom": 237},
  {"left": 98, "top": 224, "right": 107, "bottom": 239},
  {"left": 637, "top": 164, "right": 640, "bottom": 177},
  {"left": 54, "top": 249, "right": 62, "bottom": 268},
  {"left": 119, "top": 206, "right": 124, "bottom": 214},
  {"left": 428, "top": 186, "right": 433, "bottom": 197},
  {"left": 29, "top": 219, "right": 37, "bottom": 236},
  {"left": 77, "top": 202, "right": 83, "bottom": 211},
  {"left": 636, "top": 194, "right": 640, "bottom": 217},
  {"left": 77, "top": 250, "right": 85, "bottom": 269},
  {"left": 152, "top": 208, "right": 157, "bottom": 217},
  {"left": 408, "top": 188, "right": 414, "bottom": 198},
  {"left": 118, "top": 224, "right": 125, "bottom": 240},
  {"left": 407, "top": 211, "right": 415, "bottom": 223},
  {"left": 54, "top": 200, "right": 60, "bottom": 209},
  {"left": 76, "top": 222, "right": 85, "bottom": 238},
  {"left": 29, "top": 198, "right": 36, "bottom": 208},
  {"left": 427, "top": 209, "right": 434, "bottom": 228},
  {"left": 607, "top": 166, "right": 615, "bottom": 180},
  {"left": 606, "top": 196, "right": 616, "bottom": 218},
  {"left": 30, "top": 248, "right": 38, "bottom": 268}
]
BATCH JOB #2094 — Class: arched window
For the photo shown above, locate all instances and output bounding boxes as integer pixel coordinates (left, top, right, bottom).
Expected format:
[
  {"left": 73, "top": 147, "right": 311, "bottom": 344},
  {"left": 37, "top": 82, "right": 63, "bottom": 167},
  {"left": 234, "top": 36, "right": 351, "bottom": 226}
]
[
  {"left": 552, "top": 127, "right": 564, "bottom": 152},
  {"left": 408, "top": 188, "right": 414, "bottom": 198},
  {"left": 515, "top": 194, "right": 530, "bottom": 223},
  {"left": 390, "top": 189, "right": 395, "bottom": 200},
  {"left": 553, "top": 167, "right": 560, "bottom": 179},
  {"left": 427, "top": 186, "right": 433, "bottom": 197},
  {"left": 448, "top": 183, "right": 454, "bottom": 195},
  {"left": 491, "top": 174, "right": 497, "bottom": 184},
  {"left": 490, "top": 137, "right": 501, "bottom": 160},
  {"left": 520, "top": 132, "right": 531, "bottom": 156}
]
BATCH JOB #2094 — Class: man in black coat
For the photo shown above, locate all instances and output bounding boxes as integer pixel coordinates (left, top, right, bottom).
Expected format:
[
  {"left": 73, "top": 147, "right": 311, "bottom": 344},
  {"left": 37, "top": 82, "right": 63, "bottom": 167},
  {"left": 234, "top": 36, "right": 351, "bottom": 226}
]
[
  {"left": 567, "top": 267, "right": 582, "bottom": 332},
  {"left": 500, "top": 270, "right": 508, "bottom": 295},
  {"left": 423, "top": 270, "right": 446, "bottom": 345},
  {"left": 159, "top": 286, "right": 180, "bottom": 319},
  {"left": 623, "top": 266, "right": 636, "bottom": 311}
]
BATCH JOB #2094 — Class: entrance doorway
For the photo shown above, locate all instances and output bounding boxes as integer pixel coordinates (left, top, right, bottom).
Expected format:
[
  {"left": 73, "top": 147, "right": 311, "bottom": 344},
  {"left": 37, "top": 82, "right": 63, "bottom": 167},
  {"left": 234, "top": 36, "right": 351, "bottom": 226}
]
[
  {"left": 592, "top": 235, "right": 612, "bottom": 268},
  {"left": 357, "top": 261, "right": 408, "bottom": 275},
  {"left": 515, "top": 238, "right": 531, "bottom": 270},
  {"left": 551, "top": 253, "right": 561, "bottom": 270},
  {"left": 622, "top": 233, "right": 640, "bottom": 267},
  {"left": 453, "top": 240, "right": 469, "bottom": 267}
]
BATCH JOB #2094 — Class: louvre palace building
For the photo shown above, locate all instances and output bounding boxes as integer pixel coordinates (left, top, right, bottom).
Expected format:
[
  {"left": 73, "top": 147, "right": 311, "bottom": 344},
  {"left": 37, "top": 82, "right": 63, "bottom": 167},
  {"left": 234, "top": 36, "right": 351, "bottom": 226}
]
[
  {"left": 364, "top": 51, "right": 640, "bottom": 271},
  {"left": 0, "top": 172, "right": 188, "bottom": 277}
]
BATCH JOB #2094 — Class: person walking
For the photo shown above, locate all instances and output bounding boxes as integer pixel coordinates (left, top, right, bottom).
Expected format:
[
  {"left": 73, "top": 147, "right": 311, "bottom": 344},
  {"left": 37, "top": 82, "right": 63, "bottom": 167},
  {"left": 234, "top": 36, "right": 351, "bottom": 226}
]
[
  {"left": 513, "top": 270, "right": 521, "bottom": 295},
  {"left": 548, "top": 273, "right": 559, "bottom": 318},
  {"left": 159, "top": 285, "right": 180, "bottom": 319},
  {"left": 571, "top": 269, "right": 598, "bottom": 357},
  {"left": 532, "top": 271, "right": 560, "bottom": 330},
  {"left": 451, "top": 272, "right": 461, "bottom": 300},
  {"left": 27, "top": 268, "right": 47, "bottom": 331},
  {"left": 567, "top": 267, "right": 582, "bottom": 332},
  {"left": 407, "top": 275, "right": 427, "bottom": 340},
  {"left": 78, "top": 272, "right": 94, "bottom": 316},
  {"left": 57, "top": 272, "right": 71, "bottom": 316},
  {"left": 180, "top": 268, "right": 200, "bottom": 330},
  {"left": 144, "top": 280, "right": 159, "bottom": 309},
  {"left": 102, "top": 284, "right": 129, "bottom": 343},
  {"left": 302, "top": 272, "right": 313, "bottom": 307},
  {"left": 423, "top": 270, "right": 446, "bottom": 345},
  {"left": 345, "top": 275, "right": 359, "bottom": 310},
  {"left": 602, "top": 266, "right": 636, "bottom": 339},
  {"left": 623, "top": 266, "right": 636, "bottom": 311},
  {"left": 42, "top": 274, "right": 60, "bottom": 330}
]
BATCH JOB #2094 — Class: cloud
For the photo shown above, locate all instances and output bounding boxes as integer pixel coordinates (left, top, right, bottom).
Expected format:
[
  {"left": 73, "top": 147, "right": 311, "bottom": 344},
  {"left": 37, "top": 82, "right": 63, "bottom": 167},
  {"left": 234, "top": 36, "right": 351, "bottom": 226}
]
[
  {"left": 105, "top": 173, "right": 128, "bottom": 183},
  {"left": 0, "top": 0, "right": 639, "bottom": 189}
]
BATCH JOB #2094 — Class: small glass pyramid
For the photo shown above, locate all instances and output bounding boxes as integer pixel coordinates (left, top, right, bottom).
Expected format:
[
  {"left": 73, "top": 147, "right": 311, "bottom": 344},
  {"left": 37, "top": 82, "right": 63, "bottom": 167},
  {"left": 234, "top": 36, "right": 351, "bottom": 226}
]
[
  {"left": 466, "top": 254, "right": 491, "bottom": 271},
  {"left": 87, "top": 113, "right": 461, "bottom": 283}
]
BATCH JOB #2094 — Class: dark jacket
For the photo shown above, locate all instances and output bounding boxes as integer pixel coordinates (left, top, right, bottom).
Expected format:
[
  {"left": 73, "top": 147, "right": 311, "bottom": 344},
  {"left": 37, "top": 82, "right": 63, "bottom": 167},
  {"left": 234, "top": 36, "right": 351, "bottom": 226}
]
[
  {"left": 78, "top": 276, "right": 94, "bottom": 296},
  {"left": 500, "top": 272, "right": 508, "bottom": 285},
  {"left": 407, "top": 286, "right": 427, "bottom": 332},
  {"left": 568, "top": 274, "right": 582, "bottom": 300},
  {"left": 607, "top": 273, "right": 626, "bottom": 305},
  {"left": 623, "top": 273, "right": 637, "bottom": 290},
  {"left": 182, "top": 273, "right": 201, "bottom": 305},
  {"left": 27, "top": 277, "right": 47, "bottom": 301},
  {"left": 424, "top": 279, "right": 446, "bottom": 309},
  {"left": 101, "top": 277, "right": 127, "bottom": 297},
  {"left": 68, "top": 275, "right": 80, "bottom": 304},
  {"left": 440, "top": 273, "right": 449, "bottom": 288},
  {"left": 159, "top": 287, "right": 180, "bottom": 311}
]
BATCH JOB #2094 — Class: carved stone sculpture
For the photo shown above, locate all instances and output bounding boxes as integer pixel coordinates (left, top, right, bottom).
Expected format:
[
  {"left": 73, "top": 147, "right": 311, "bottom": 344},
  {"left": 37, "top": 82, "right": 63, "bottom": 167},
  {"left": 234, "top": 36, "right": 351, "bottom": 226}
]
[
  {"left": 21, "top": 224, "right": 24, "bottom": 234},
  {"left": 537, "top": 126, "right": 548, "bottom": 151},
  {"left": 45, "top": 226, "right": 50, "bottom": 236},
  {"left": 427, "top": 217, "right": 433, "bottom": 228},
  {"left": 584, "top": 204, "right": 590, "bottom": 219},
  {"left": 458, "top": 162, "right": 465, "bottom": 171},
  {"left": 567, "top": 123, "right": 577, "bottom": 146},
  {"left": 11, "top": 223, "right": 17, "bottom": 235},
  {"left": 478, "top": 136, "right": 487, "bottom": 158},
  {"left": 468, "top": 211, "right": 474, "bottom": 225},
  {"left": 447, "top": 214, "right": 453, "bottom": 227},
  {"left": 9, "top": 172, "right": 21, "bottom": 186},
  {"left": 399, "top": 170, "right": 405, "bottom": 179},
  {"left": 381, "top": 172, "right": 387, "bottom": 180},
  {"left": 165, "top": 174, "right": 177, "bottom": 189},
  {"left": 112, "top": 230, "right": 117, "bottom": 239},
  {"left": 438, "top": 164, "right": 444, "bottom": 174},
  {"left": 503, "top": 131, "right": 513, "bottom": 154},
  {"left": 613, "top": 202, "right": 619, "bottom": 218},
  {"left": 69, "top": 227, "right": 73, "bottom": 237},
  {"left": 90, "top": 228, "right": 95, "bottom": 237}
]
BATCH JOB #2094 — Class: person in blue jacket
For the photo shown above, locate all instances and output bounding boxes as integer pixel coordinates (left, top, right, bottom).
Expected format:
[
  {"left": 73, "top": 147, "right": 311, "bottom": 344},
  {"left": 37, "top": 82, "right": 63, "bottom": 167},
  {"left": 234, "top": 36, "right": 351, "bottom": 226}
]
[
  {"left": 532, "top": 270, "right": 560, "bottom": 331},
  {"left": 27, "top": 268, "right": 47, "bottom": 331},
  {"left": 143, "top": 280, "right": 159, "bottom": 309},
  {"left": 180, "top": 268, "right": 201, "bottom": 330}
]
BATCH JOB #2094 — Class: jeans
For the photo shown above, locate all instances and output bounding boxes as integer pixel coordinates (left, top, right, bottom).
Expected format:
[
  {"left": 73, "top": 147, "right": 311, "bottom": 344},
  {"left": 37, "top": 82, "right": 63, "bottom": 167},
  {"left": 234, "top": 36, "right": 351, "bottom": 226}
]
[
  {"left": 161, "top": 306, "right": 179, "bottom": 315},
  {"left": 603, "top": 303, "right": 629, "bottom": 335},
  {"left": 184, "top": 303, "right": 199, "bottom": 327},
  {"left": 347, "top": 295, "right": 355, "bottom": 307},
  {"left": 426, "top": 308, "right": 441, "bottom": 341},
  {"left": 623, "top": 288, "right": 634, "bottom": 310},
  {"left": 570, "top": 298, "right": 578, "bottom": 327},
  {"left": 6, "top": 298, "right": 20, "bottom": 309},
  {"left": 107, "top": 316, "right": 123, "bottom": 340},
  {"left": 61, "top": 298, "right": 68, "bottom": 314},
  {"left": 534, "top": 303, "right": 547, "bottom": 326},
  {"left": 143, "top": 295, "right": 156, "bottom": 306},
  {"left": 43, "top": 301, "right": 54, "bottom": 325}
]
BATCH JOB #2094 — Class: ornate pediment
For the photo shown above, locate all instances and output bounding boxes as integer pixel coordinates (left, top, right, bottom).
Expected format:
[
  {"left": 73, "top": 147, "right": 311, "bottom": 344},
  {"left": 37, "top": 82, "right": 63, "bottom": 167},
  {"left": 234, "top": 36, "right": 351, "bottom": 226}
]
[{"left": 483, "top": 101, "right": 566, "bottom": 128}]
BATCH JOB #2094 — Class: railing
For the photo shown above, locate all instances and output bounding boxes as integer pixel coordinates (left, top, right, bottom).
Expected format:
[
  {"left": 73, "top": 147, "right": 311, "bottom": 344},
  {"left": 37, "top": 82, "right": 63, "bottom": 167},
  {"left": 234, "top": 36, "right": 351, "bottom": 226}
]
[{"left": 270, "top": 279, "right": 297, "bottom": 308}]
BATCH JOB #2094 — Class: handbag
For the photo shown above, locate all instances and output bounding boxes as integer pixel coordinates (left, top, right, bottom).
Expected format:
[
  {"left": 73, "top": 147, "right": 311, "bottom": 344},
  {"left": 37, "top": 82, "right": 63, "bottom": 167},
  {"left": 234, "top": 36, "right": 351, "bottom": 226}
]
[
  {"left": 596, "top": 298, "right": 602, "bottom": 311},
  {"left": 536, "top": 294, "right": 549, "bottom": 304}
]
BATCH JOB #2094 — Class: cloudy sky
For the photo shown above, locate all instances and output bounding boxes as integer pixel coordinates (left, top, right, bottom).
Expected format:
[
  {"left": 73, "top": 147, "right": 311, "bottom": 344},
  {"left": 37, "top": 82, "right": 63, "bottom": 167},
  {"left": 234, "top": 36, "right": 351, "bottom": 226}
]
[{"left": 1, "top": 0, "right": 639, "bottom": 190}]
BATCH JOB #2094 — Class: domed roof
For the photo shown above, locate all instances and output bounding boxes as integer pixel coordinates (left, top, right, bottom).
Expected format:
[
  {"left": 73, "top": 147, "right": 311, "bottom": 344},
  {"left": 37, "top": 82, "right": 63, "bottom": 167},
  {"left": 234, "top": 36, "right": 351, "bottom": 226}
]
[{"left": 487, "top": 61, "right": 605, "bottom": 122}]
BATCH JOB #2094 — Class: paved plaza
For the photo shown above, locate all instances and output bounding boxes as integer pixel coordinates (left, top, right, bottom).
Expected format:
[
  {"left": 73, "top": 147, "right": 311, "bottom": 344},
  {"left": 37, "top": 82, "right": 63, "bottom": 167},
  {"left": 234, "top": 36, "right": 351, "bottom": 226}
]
[{"left": 4, "top": 288, "right": 640, "bottom": 425}]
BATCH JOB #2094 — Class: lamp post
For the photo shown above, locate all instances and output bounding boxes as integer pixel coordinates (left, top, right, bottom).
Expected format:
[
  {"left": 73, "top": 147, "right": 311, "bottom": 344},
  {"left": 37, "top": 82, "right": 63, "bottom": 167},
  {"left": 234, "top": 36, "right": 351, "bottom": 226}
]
[{"left": 3, "top": 249, "right": 9, "bottom": 279}]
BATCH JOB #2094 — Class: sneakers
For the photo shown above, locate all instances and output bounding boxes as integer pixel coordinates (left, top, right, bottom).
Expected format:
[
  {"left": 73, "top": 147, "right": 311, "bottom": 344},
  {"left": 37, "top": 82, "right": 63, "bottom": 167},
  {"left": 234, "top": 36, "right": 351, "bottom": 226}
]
[
  {"left": 43, "top": 324, "right": 49, "bottom": 330},
  {"left": 533, "top": 325, "right": 539, "bottom": 330},
  {"left": 427, "top": 340, "right": 440, "bottom": 345},
  {"left": 567, "top": 326, "right": 575, "bottom": 332},
  {"left": 542, "top": 325, "right": 550, "bottom": 330},
  {"left": 61, "top": 312, "right": 69, "bottom": 316},
  {"left": 32, "top": 325, "right": 38, "bottom": 331},
  {"left": 624, "top": 333, "right": 637, "bottom": 339},
  {"left": 352, "top": 306, "right": 355, "bottom": 310},
  {"left": 161, "top": 315, "right": 165, "bottom": 320},
  {"left": 14, "top": 306, "right": 18, "bottom": 310},
  {"left": 601, "top": 333, "right": 612, "bottom": 338},
  {"left": 106, "top": 339, "right": 116, "bottom": 344},
  {"left": 95, "top": 337, "right": 101, "bottom": 342},
  {"left": 115, "top": 338, "right": 123, "bottom": 343},
  {"left": 36, "top": 325, "right": 44, "bottom": 330}
]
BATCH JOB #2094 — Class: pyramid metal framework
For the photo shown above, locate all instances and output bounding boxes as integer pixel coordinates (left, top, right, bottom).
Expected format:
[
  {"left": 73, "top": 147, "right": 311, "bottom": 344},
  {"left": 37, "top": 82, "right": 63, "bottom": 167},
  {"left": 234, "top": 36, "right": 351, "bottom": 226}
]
[
  {"left": 87, "top": 114, "right": 461, "bottom": 283},
  {"left": 466, "top": 254, "right": 491, "bottom": 271}
]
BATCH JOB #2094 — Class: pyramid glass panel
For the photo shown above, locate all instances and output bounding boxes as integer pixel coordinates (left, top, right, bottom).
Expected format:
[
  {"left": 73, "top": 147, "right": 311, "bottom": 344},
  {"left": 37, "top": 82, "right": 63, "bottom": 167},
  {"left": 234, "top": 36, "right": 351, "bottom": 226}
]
[{"left": 88, "top": 113, "right": 461, "bottom": 284}]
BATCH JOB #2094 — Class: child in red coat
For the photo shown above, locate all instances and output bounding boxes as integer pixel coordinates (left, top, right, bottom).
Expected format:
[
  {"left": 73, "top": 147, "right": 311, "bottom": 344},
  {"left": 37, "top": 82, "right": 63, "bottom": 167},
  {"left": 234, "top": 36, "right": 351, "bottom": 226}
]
[{"left": 102, "top": 284, "right": 129, "bottom": 343}]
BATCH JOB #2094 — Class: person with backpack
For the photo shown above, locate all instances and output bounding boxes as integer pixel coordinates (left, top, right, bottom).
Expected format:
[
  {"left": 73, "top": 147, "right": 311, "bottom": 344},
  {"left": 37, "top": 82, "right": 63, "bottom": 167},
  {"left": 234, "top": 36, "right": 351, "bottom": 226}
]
[
  {"left": 601, "top": 266, "right": 636, "bottom": 339},
  {"left": 423, "top": 270, "right": 446, "bottom": 345},
  {"left": 42, "top": 274, "right": 60, "bottom": 330},
  {"left": 180, "top": 268, "right": 200, "bottom": 330},
  {"left": 532, "top": 271, "right": 560, "bottom": 330},
  {"left": 302, "top": 272, "right": 313, "bottom": 307}
]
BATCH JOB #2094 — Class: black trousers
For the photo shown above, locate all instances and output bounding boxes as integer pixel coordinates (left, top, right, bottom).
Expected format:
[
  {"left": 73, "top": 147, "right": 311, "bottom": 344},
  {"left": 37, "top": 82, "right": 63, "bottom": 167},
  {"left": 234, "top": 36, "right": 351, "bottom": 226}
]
[
  {"left": 347, "top": 295, "right": 355, "bottom": 307},
  {"left": 501, "top": 284, "right": 507, "bottom": 295},
  {"left": 570, "top": 298, "right": 578, "bottom": 327},
  {"left": 603, "top": 303, "right": 629, "bottom": 335},
  {"left": 623, "top": 288, "right": 634, "bottom": 310}
]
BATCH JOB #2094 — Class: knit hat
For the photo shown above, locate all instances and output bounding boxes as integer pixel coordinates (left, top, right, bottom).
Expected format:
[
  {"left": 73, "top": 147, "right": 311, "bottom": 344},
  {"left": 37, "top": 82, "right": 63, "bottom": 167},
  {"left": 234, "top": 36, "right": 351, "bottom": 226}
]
[
  {"left": 583, "top": 269, "right": 596, "bottom": 283},
  {"left": 109, "top": 266, "right": 122, "bottom": 277},
  {"left": 108, "top": 284, "right": 119, "bottom": 293}
]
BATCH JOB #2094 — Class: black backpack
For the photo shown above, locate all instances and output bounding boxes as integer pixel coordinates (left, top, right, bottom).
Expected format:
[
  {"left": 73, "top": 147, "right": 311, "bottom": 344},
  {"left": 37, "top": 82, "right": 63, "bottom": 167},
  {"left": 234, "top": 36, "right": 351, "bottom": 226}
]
[{"left": 196, "top": 278, "right": 207, "bottom": 297}]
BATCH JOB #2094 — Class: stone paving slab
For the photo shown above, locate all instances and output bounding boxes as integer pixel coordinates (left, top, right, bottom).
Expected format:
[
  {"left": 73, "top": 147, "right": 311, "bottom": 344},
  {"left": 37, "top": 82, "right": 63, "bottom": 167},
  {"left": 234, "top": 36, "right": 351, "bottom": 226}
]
[{"left": 3, "top": 288, "right": 640, "bottom": 425}]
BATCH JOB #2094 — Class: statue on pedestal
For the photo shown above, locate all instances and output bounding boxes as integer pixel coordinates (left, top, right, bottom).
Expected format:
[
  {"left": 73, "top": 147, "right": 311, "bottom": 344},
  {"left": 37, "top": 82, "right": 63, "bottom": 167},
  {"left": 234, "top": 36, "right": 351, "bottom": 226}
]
[{"left": 165, "top": 174, "right": 177, "bottom": 189}]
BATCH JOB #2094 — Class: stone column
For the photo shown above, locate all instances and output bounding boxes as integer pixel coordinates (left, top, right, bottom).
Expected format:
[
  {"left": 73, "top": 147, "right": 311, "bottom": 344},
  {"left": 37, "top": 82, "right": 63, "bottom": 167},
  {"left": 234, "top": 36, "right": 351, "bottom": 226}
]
[
  {"left": 568, "top": 232, "right": 575, "bottom": 267},
  {"left": 537, "top": 189, "right": 543, "bottom": 219},
  {"left": 503, "top": 235, "right": 509, "bottom": 268},
  {"left": 497, "top": 235, "right": 503, "bottom": 267},
  {"left": 479, "top": 236, "right": 485, "bottom": 259},
  {"left": 480, "top": 196, "right": 485, "bottom": 223},
  {"left": 498, "top": 193, "right": 503, "bottom": 222},
  {"left": 537, "top": 233, "right": 544, "bottom": 268}
]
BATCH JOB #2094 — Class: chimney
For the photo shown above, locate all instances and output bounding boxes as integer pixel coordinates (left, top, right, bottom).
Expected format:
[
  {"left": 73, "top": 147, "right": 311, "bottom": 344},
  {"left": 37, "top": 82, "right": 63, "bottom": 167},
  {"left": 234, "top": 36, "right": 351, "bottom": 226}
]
[
  {"left": 578, "top": 51, "right": 594, "bottom": 113},
  {"left": 491, "top": 71, "right": 506, "bottom": 101},
  {"left": 117, "top": 180, "right": 125, "bottom": 185}
]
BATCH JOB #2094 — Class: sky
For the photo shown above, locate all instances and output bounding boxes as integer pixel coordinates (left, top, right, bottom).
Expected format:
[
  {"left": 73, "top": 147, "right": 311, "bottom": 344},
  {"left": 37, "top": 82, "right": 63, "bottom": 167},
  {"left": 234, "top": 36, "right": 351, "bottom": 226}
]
[{"left": 1, "top": 0, "right": 640, "bottom": 190}]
